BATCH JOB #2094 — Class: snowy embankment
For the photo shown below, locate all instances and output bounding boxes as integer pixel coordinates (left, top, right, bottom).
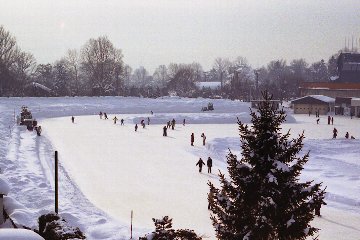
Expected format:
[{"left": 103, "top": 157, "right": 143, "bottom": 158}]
[{"left": 1, "top": 97, "right": 360, "bottom": 239}]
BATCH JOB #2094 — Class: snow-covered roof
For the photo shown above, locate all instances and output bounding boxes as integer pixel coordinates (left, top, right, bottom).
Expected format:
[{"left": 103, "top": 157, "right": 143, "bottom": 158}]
[
  {"left": 0, "top": 177, "right": 10, "bottom": 195},
  {"left": 291, "top": 95, "right": 335, "bottom": 103},
  {"left": 31, "top": 82, "right": 52, "bottom": 92},
  {"left": 0, "top": 229, "right": 44, "bottom": 240},
  {"left": 195, "top": 82, "right": 221, "bottom": 90}
]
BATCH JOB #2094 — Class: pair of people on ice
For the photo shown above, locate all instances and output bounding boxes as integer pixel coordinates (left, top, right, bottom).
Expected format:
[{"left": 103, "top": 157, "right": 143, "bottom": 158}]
[
  {"left": 190, "top": 133, "right": 206, "bottom": 146},
  {"left": 196, "top": 157, "right": 212, "bottom": 173},
  {"left": 327, "top": 116, "right": 334, "bottom": 125}
]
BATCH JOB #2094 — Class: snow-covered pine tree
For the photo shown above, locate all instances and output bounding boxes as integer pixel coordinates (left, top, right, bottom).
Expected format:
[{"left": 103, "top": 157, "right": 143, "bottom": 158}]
[
  {"left": 208, "top": 91, "right": 326, "bottom": 240},
  {"left": 139, "top": 216, "right": 202, "bottom": 240}
]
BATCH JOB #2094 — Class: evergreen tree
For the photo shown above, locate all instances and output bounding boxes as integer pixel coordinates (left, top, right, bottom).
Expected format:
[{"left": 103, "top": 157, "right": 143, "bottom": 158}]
[
  {"left": 140, "top": 216, "right": 202, "bottom": 240},
  {"left": 208, "top": 91, "right": 326, "bottom": 240}
]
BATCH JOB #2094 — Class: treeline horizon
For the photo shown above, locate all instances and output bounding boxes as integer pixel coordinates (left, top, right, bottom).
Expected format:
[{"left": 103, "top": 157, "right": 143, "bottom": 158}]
[{"left": 0, "top": 25, "right": 356, "bottom": 99}]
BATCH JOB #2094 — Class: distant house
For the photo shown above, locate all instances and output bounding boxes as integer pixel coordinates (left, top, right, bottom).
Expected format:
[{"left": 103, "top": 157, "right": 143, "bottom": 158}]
[
  {"left": 195, "top": 82, "right": 221, "bottom": 90},
  {"left": 291, "top": 95, "right": 335, "bottom": 115},
  {"left": 335, "top": 97, "right": 352, "bottom": 115},
  {"left": 251, "top": 99, "right": 281, "bottom": 110},
  {"left": 351, "top": 98, "right": 360, "bottom": 117}
]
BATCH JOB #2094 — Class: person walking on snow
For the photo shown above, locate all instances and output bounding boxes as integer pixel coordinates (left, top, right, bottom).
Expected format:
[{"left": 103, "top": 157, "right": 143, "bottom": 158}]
[
  {"left": 171, "top": 118, "right": 176, "bottom": 130},
  {"left": 191, "top": 133, "right": 194, "bottom": 146},
  {"left": 345, "top": 132, "right": 349, "bottom": 139},
  {"left": 207, "top": 157, "right": 212, "bottom": 173},
  {"left": 147, "top": 117, "right": 150, "bottom": 125},
  {"left": 99, "top": 111, "right": 103, "bottom": 119},
  {"left": 120, "top": 119, "right": 124, "bottom": 125},
  {"left": 201, "top": 133, "right": 206, "bottom": 146},
  {"left": 113, "top": 116, "right": 118, "bottom": 124},
  {"left": 196, "top": 158, "right": 205, "bottom": 172},
  {"left": 183, "top": 118, "right": 186, "bottom": 126},
  {"left": 141, "top": 119, "right": 145, "bottom": 128},
  {"left": 135, "top": 124, "right": 138, "bottom": 132},
  {"left": 163, "top": 125, "right": 167, "bottom": 136},
  {"left": 71, "top": 116, "right": 75, "bottom": 123},
  {"left": 208, "top": 188, "right": 214, "bottom": 210},
  {"left": 316, "top": 118, "right": 320, "bottom": 124},
  {"left": 331, "top": 116, "right": 334, "bottom": 125},
  {"left": 104, "top": 113, "right": 108, "bottom": 120},
  {"left": 327, "top": 115, "right": 331, "bottom": 125},
  {"left": 332, "top": 128, "right": 338, "bottom": 139}
]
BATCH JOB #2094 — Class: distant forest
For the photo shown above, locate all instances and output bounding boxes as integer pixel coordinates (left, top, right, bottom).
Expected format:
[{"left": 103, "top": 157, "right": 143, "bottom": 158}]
[{"left": 0, "top": 25, "right": 355, "bottom": 99}]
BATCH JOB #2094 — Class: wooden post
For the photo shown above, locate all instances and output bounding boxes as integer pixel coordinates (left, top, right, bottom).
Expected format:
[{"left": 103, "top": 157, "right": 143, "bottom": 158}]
[
  {"left": 55, "top": 151, "right": 58, "bottom": 214},
  {"left": 130, "top": 210, "right": 133, "bottom": 239},
  {"left": 0, "top": 194, "right": 4, "bottom": 225}
]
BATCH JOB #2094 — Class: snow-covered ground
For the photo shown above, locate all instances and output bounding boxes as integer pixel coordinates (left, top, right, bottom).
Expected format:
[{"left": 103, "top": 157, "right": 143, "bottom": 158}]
[{"left": 1, "top": 97, "right": 360, "bottom": 239}]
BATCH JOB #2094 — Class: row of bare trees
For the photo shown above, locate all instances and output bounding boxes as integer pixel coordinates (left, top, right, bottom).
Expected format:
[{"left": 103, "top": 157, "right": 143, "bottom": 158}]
[{"left": 0, "top": 24, "right": 345, "bottom": 99}]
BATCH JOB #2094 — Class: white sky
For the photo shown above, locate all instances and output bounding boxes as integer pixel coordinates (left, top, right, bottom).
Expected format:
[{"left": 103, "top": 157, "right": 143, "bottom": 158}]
[{"left": 1, "top": 0, "right": 359, "bottom": 72}]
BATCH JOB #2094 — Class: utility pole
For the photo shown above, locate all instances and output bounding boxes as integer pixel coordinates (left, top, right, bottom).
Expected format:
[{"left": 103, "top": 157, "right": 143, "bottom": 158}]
[{"left": 55, "top": 151, "right": 59, "bottom": 214}]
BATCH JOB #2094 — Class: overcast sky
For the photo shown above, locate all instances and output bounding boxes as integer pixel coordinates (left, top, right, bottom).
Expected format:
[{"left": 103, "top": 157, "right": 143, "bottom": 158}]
[{"left": 1, "top": 0, "right": 359, "bottom": 72}]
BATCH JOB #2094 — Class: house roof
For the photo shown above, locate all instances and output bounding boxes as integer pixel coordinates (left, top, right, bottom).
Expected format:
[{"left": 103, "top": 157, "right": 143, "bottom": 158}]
[
  {"left": 291, "top": 95, "right": 335, "bottom": 104},
  {"left": 300, "top": 82, "right": 360, "bottom": 90},
  {"left": 195, "top": 82, "right": 221, "bottom": 90}
]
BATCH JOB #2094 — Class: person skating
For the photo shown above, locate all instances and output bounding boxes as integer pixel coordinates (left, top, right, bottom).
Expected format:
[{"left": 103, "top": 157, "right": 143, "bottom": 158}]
[
  {"left": 171, "top": 118, "right": 176, "bottom": 130},
  {"left": 331, "top": 116, "right": 334, "bottom": 125},
  {"left": 113, "top": 116, "right": 118, "bottom": 124},
  {"left": 147, "top": 117, "right": 150, "bottom": 125},
  {"left": 327, "top": 115, "right": 331, "bottom": 125},
  {"left": 120, "top": 119, "right": 124, "bottom": 125},
  {"left": 99, "top": 111, "right": 103, "bottom": 119},
  {"left": 71, "top": 116, "right": 75, "bottom": 123},
  {"left": 150, "top": 110, "right": 153, "bottom": 115},
  {"left": 141, "top": 119, "right": 145, "bottom": 128},
  {"left": 314, "top": 196, "right": 327, "bottom": 217},
  {"left": 135, "top": 124, "right": 138, "bottom": 132},
  {"left": 332, "top": 128, "right": 338, "bottom": 139},
  {"left": 207, "top": 157, "right": 212, "bottom": 173},
  {"left": 104, "top": 113, "right": 108, "bottom": 120},
  {"left": 196, "top": 158, "right": 205, "bottom": 172},
  {"left": 167, "top": 121, "right": 171, "bottom": 129},
  {"left": 201, "top": 133, "right": 206, "bottom": 146},
  {"left": 191, "top": 133, "right": 194, "bottom": 146},
  {"left": 345, "top": 132, "right": 349, "bottom": 139},
  {"left": 183, "top": 118, "right": 186, "bottom": 126},
  {"left": 163, "top": 125, "right": 167, "bottom": 136},
  {"left": 208, "top": 188, "right": 214, "bottom": 210},
  {"left": 316, "top": 118, "right": 320, "bottom": 124}
]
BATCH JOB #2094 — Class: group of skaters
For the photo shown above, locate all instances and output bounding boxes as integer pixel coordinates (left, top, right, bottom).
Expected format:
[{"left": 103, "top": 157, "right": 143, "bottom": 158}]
[
  {"left": 332, "top": 128, "right": 355, "bottom": 139},
  {"left": 190, "top": 132, "right": 206, "bottom": 146},
  {"left": 316, "top": 115, "right": 334, "bottom": 125},
  {"left": 196, "top": 157, "right": 213, "bottom": 173}
]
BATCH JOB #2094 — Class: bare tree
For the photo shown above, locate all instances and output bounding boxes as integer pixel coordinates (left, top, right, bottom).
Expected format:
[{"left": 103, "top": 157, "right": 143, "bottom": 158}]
[
  {"left": 153, "top": 64, "right": 168, "bottom": 87},
  {"left": 65, "top": 49, "right": 80, "bottom": 95},
  {"left": 80, "top": 36, "right": 124, "bottom": 95}
]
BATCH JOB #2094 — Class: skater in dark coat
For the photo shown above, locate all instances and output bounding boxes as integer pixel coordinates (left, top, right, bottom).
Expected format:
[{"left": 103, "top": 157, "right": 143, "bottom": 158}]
[
  {"left": 316, "top": 118, "right": 320, "bottom": 124},
  {"left": 332, "top": 128, "right": 338, "bottom": 139},
  {"left": 191, "top": 133, "right": 194, "bottom": 146},
  {"left": 104, "top": 113, "right": 108, "bottom": 119},
  {"left": 207, "top": 157, "right": 212, "bottom": 173},
  {"left": 135, "top": 124, "right": 138, "bottom": 132},
  {"left": 163, "top": 125, "right": 167, "bottom": 136},
  {"left": 147, "top": 117, "right": 150, "bottom": 125},
  {"left": 171, "top": 118, "right": 176, "bottom": 130},
  {"left": 314, "top": 196, "right": 327, "bottom": 217},
  {"left": 201, "top": 133, "right": 206, "bottom": 146},
  {"left": 141, "top": 119, "right": 145, "bottom": 128},
  {"left": 331, "top": 117, "right": 334, "bottom": 125},
  {"left": 120, "top": 119, "right": 124, "bottom": 125},
  {"left": 327, "top": 115, "right": 331, "bottom": 125},
  {"left": 345, "top": 132, "right": 349, "bottom": 139},
  {"left": 183, "top": 118, "right": 186, "bottom": 126},
  {"left": 71, "top": 116, "right": 75, "bottom": 123},
  {"left": 99, "top": 111, "right": 103, "bottom": 119},
  {"left": 196, "top": 158, "right": 205, "bottom": 172},
  {"left": 113, "top": 116, "right": 118, "bottom": 124}
]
